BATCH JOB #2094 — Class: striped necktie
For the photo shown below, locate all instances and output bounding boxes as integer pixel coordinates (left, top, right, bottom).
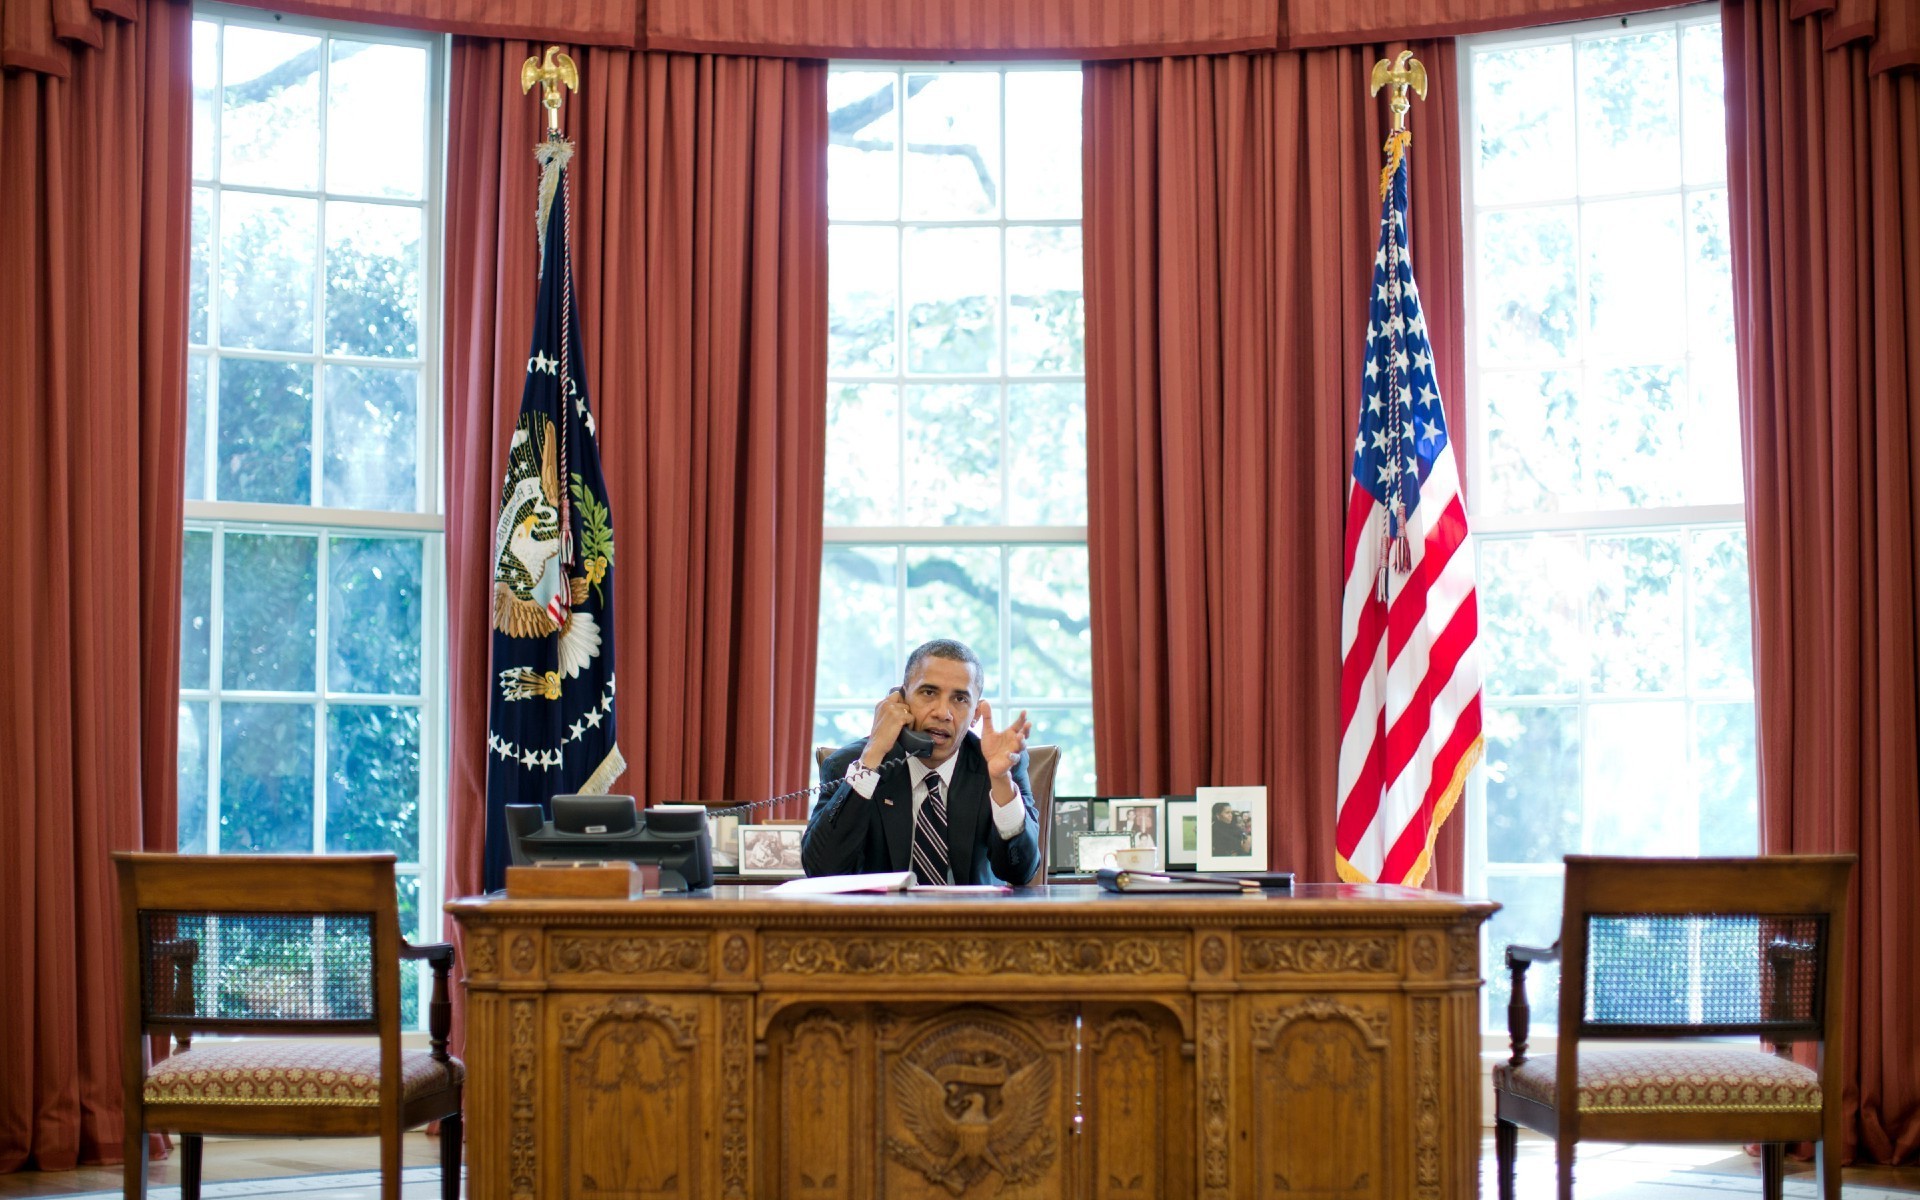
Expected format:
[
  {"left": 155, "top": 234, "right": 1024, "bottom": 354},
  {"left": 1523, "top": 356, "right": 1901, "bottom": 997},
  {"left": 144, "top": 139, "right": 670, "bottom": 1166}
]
[{"left": 910, "top": 772, "right": 949, "bottom": 886}]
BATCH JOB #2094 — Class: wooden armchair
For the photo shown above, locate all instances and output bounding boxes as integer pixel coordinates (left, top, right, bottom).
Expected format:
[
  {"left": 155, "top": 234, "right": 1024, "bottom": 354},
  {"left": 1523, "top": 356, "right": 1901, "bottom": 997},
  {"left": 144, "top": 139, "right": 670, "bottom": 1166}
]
[
  {"left": 115, "top": 853, "right": 463, "bottom": 1200},
  {"left": 1494, "top": 854, "right": 1854, "bottom": 1200}
]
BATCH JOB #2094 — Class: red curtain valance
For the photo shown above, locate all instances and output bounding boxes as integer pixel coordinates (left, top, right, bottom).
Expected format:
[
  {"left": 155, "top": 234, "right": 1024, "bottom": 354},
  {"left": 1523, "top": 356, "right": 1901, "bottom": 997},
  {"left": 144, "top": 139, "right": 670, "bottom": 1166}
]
[
  {"left": 643, "top": 0, "right": 1279, "bottom": 60},
  {"left": 10, "top": 0, "right": 1911, "bottom": 77}
]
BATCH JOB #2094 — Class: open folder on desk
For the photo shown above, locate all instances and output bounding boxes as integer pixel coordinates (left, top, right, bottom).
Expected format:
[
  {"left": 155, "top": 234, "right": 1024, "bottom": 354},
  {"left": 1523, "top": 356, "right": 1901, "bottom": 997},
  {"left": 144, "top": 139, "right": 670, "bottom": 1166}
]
[{"left": 767, "top": 871, "right": 913, "bottom": 895}]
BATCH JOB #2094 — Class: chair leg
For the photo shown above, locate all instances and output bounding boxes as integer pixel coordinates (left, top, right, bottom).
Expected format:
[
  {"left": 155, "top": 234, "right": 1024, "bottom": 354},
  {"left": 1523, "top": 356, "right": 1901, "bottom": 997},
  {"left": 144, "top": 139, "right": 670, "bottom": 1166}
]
[
  {"left": 441, "top": 1112, "right": 464, "bottom": 1200},
  {"left": 180, "top": 1134, "right": 203, "bottom": 1200},
  {"left": 122, "top": 1118, "right": 148, "bottom": 1200},
  {"left": 1555, "top": 1136, "right": 1575, "bottom": 1200},
  {"left": 1494, "top": 1118, "right": 1518, "bottom": 1200},
  {"left": 1760, "top": 1144, "right": 1784, "bottom": 1200},
  {"left": 1814, "top": 1138, "right": 1841, "bottom": 1200}
]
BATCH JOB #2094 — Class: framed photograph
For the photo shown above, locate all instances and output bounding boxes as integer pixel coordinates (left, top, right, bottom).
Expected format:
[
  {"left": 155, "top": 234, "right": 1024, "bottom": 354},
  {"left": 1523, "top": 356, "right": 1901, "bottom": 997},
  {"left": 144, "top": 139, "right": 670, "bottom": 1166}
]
[
  {"left": 1108, "top": 798, "right": 1166, "bottom": 871},
  {"left": 1074, "top": 832, "right": 1137, "bottom": 873},
  {"left": 1050, "top": 800, "right": 1093, "bottom": 873},
  {"left": 736, "top": 824, "right": 806, "bottom": 878},
  {"left": 1165, "top": 797, "right": 1199, "bottom": 869},
  {"left": 1196, "top": 786, "right": 1267, "bottom": 871},
  {"left": 707, "top": 812, "right": 741, "bottom": 870}
]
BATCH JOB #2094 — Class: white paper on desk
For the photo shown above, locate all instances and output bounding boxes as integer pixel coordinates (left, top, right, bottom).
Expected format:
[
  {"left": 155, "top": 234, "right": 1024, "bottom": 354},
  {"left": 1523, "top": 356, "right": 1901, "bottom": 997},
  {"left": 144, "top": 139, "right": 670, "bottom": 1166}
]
[{"left": 767, "top": 871, "right": 914, "bottom": 895}]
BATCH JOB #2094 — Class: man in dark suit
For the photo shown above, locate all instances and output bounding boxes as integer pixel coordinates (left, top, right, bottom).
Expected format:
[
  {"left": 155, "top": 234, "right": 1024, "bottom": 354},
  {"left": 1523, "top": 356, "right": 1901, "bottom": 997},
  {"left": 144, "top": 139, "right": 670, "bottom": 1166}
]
[{"left": 802, "top": 639, "right": 1039, "bottom": 886}]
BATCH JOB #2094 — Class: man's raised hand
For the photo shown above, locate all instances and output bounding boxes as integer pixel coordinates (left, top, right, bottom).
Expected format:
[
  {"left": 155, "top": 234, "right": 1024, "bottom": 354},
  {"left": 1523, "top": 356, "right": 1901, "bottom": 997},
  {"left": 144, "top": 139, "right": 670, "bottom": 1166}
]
[{"left": 976, "top": 700, "right": 1031, "bottom": 779}]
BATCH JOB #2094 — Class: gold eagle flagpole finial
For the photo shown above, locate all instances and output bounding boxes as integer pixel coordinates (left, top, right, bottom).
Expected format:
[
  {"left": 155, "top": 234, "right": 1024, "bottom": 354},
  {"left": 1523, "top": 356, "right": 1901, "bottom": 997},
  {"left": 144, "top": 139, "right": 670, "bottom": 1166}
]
[
  {"left": 1369, "top": 51, "right": 1427, "bottom": 199},
  {"left": 521, "top": 45, "right": 578, "bottom": 136}
]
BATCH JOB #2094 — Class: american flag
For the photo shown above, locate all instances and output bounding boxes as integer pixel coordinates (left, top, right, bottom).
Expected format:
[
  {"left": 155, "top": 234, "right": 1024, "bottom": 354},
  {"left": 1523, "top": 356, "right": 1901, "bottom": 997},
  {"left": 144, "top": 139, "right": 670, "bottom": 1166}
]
[{"left": 1335, "top": 136, "right": 1482, "bottom": 888}]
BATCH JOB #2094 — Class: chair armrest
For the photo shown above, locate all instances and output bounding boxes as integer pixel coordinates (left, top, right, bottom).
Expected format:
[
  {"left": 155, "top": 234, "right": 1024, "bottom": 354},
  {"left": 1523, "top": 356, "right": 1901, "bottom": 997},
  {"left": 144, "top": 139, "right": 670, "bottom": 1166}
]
[
  {"left": 400, "top": 940, "right": 455, "bottom": 1063},
  {"left": 399, "top": 940, "right": 454, "bottom": 967},
  {"left": 150, "top": 937, "right": 201, "bottom": 1051},
  {"left": 1505, "top": 942, "right": 1560, "bottom": 966},
  {"left": 1765, "top": 937, "right": 1816, "bottom": 1056},
  {"left": 1503, "top": 941, "right": 1559, "bottom": 1068}
]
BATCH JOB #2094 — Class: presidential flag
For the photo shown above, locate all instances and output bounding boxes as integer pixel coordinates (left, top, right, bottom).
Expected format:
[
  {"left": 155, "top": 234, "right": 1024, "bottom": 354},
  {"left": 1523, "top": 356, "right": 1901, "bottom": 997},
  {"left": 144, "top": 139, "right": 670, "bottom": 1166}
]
[
  {"left": 484, "top": 139, "right": 624, "bottom": 892},
  {"left": 1334, "top": 131, "right": 1482, "bottom": 888}
]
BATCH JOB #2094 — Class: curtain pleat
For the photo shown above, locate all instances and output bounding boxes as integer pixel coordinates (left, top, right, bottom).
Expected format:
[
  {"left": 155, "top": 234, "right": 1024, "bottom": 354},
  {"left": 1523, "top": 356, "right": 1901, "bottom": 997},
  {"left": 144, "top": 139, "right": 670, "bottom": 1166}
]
[
  {"left": 1082, "top": 43, "right": 1467, "bottom": 888},
  {"left": 1724, "top": 0, "right": 1920, "bottom": 1164},
  {"left": 441, "top": 41, "right": 826, "bottom": 1055},
  {"left": 0, "top": 0, "right": 190, "bottom": 1170}
]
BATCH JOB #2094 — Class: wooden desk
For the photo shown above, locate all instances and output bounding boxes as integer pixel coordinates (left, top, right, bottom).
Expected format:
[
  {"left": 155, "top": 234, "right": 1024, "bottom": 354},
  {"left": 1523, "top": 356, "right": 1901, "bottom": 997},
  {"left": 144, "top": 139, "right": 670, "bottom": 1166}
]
[{"left": 448, "top": 884, "right": 1496, "bottom": 1200}]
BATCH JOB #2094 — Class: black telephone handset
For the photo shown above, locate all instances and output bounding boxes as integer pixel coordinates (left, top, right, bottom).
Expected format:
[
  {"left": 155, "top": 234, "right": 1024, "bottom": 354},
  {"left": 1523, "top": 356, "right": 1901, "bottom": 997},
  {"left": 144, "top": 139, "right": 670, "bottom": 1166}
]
[{"left": 890, "top": 727, "right": 936, "bottom": 761}]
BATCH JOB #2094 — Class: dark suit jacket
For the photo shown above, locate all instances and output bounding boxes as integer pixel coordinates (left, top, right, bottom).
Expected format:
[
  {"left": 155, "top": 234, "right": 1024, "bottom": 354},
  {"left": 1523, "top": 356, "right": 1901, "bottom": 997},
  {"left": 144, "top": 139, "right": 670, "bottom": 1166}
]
[{"left": 801, "top": 733, "right": 1040, "bottom": 886}]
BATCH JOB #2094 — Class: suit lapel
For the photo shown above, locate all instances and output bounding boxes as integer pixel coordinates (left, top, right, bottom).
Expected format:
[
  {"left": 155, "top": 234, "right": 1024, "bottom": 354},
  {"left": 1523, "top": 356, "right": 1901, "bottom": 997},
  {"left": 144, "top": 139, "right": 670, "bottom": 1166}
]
[
  {"left": 880, "top": 762, "right": 915, "bottom": 872},
  {"left": 944, "top": 736, "right": 985, "bottom": 885}
]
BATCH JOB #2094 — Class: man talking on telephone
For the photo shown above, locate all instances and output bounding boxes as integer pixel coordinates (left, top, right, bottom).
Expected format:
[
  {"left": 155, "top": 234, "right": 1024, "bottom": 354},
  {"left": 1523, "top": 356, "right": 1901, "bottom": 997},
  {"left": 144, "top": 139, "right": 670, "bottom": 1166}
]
[{"left": 801, "top": 639, "right": 1040, "bottom": 886}]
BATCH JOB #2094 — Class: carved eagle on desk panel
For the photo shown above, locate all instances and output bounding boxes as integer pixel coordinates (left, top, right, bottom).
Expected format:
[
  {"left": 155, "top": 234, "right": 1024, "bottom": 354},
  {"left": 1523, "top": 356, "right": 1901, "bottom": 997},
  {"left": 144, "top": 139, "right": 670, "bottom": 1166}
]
[{"left": 888, "top": 1055, "right": 1053, "bottom": 1195}]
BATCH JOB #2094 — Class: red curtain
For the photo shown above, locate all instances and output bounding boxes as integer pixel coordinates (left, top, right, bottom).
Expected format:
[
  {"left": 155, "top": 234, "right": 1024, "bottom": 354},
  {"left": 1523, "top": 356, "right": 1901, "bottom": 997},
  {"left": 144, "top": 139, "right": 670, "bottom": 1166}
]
[
  {"left": 1724, "top": 0, "right": 1920, "bottom": 1164},
  {"left": 442, "top": 42, "right": 826, "bottom": 1047},
  {"left": 0, "top": 0, "right": 190, "bottom": 1171},
  {"left": 1082, "top": 43, "right": 1468, "bottom": 888}
]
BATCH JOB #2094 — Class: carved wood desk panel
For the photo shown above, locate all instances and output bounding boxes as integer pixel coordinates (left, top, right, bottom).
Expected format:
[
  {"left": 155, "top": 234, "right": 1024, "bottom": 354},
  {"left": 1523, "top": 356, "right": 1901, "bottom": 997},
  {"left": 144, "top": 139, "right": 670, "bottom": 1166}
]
[{"left": 447, "top": 884, "right": 1496, "bottom": 1200}]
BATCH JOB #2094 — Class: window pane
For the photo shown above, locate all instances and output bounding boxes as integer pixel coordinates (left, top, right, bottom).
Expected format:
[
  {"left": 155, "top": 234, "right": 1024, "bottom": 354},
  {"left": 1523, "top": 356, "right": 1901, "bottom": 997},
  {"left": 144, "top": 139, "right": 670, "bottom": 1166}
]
[
  {"left": 192, "top": 21, "right": 218, "bottom": 179},
  {"left": 903, "top": 384, "right": 1000, "bottom": 525},
  {"left": 812, "top": 708, "right": 876, "bottom": 764},
  {"left": 1009, "top": 546, "right": 1091, "bottom": 700},
  {"left": 1472, "top": 43, "right": 1575, "bottom": 206},
  {"left": 185, "top": 357, "right": 209, "bottom": 502},
  {"left": 816, "top": 546, "right": 898, "bottom": 700},
  {"left": 326, "top": 201, "right": 420, "bottom": 359},
  {"left": 181, "top": 531, "right": 213, "bottom": 689},
  {"left": 1695, "top": 701, "right": 1758, "bottom": 854},
  {"left": 1688, "top": 348, "right": 1744, "bottom": 504},
  {"left": 904, "top": 228, "right": 999, "bottom": 375},
  {"left": 222, "top": 532, "right": 317, "bottom": 691},
  {"left": 329, "top": 536, "right": 422, "bottom": 695},
  {"left": 217, "top": 357, "right": 313, "bottom": 504},
  {"left": 1026, "top": 706, "right": 1096, "bottom": 795},
  {"left": 1007, "top": 383, "right": 1087, "bottom": 524},
  {"left": 220, "top": 701, "right": 315, "bottom": 852},
  {"left": 1482, "top": 871, "right": 1564, "bottom": 1030},
  {"left": 824, "top": 384, "right": 899, "bottom": 524},
  {"left": 1005, "top": 72, "right": 1082, "bottom": 219},
  {"left": 1687, "top": 189, "right": 1734, "bottom": 358},
  {"left": 1480, "top": 535, "right": 1584, "bottom": 696},
  {"left": 219, "top": 191, "right": 316, "bottom": 353},
  {"left": 1476, "top": 207, "right": 1577, "bottom": 365},
  {"left": 1484, "top": 704, "right": 1580, "bottom": 864},
  {"left": 827, "top": 71, "right": 898, "bottom": 221},
  {"left": 323, "top": 365, "right": 418, "bottom": 511},
  {"left": 327, "top": 42, "right": 427, "bottom": 200},
  {"left": 1691, "top": 529, "right": 1753, "bottom": 692},
  {"left": 1682, "top": 24, "right": 1727, "bottom": 185},
  {"left": 903, "top": 73, "right": 999, "bottom": 219},
  {"left": 397, "top": 874, "right": 423, "bottom": 1026},
  {"left": 1584, "top": 700, "right": 1690, "bottom": 853},
  {"left": 326, "top": 705, "right": 419, "bottom": 856},
  {"left": 829, "top": 225, "right": 898, "bottom": 374},
  {"left": 1584, "top": 196, "right": 1685, "bottom": 362},
  {"left": 1585, "top": 364, "right": 1685, "bottom": 508},
  {"left": 178, "top": 701, "right": 210, "bottom": 853},
  {"left": 1479, "top": 370, "right": 1580, "bottom": 515},
  {"left": 904, "top": 546, "right": 1000, "bottom": 689},
  {"left": 1006, "top": 226, "right": 1084, "bottom": 375},
  {"left": 190, "top": 188, "right": 212, "bottom": 345},
  {"left": 1576, "top": 29, "right": 1680, "bottom": 195},
  {"left": 1588, "top": 533, "right": 1683, "bottom": 694},
  {"left": 220, "top": 26, "right": 321, "bottom": 191}
]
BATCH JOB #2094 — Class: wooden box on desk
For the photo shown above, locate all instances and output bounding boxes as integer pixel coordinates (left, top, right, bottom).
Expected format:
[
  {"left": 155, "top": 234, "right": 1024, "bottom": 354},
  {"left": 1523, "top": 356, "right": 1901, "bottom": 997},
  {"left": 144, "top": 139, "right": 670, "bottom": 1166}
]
[{"left": 505, "top": 861, "right": 657, "bottom": 899}]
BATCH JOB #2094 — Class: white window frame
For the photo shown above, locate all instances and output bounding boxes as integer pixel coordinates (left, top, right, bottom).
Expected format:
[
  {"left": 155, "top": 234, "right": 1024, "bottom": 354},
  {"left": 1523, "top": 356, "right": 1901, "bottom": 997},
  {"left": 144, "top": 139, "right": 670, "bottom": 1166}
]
[
  {"left": 817, "top": 63, "right": 1094, "bottom": 780},
  {"left": 181, "top": 4, "right": 449, "bottom": 1024},
  {"left": 1457, "top": 4, "right": 1754, "bottom": 1055}
]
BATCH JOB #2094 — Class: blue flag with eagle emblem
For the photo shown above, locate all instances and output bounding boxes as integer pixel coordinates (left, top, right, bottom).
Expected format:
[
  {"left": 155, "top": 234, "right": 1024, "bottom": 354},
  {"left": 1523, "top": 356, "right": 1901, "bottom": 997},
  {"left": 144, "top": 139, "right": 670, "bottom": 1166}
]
[{"left": 484, "top": 138, "right": 624, "bottom": 892}]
